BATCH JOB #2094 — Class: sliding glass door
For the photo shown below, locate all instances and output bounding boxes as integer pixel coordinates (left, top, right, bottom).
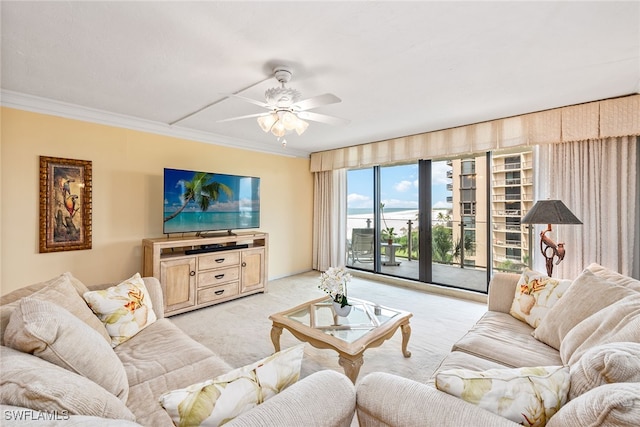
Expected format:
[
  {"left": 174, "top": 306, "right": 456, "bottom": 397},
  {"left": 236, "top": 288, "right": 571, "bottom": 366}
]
[
  {"left": 379, "top": 164, "right": 419, "bottom": 279},
  {"left": 431, "top": 157, "right": 488, "bottom": 292},
  {"left": 346, "top": 168, "right": 374, "bottom": 272},
  {"left": 346, "top": 150, "right": 536, "bottom": 294}
]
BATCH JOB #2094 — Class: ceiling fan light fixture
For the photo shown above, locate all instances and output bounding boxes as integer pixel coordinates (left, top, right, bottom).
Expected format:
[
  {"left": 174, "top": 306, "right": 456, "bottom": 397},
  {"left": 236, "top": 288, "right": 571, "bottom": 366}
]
[
  {"left": 257, "top": 113, "right": 278, "bottom": 133},
  {"left": 281, "top": 111, "right": 299, "bottom": 130},
  {"left": 294, "top": 118, "right": 309, "bottom": 135},
  {"left": 271, "top": 120, "right": 287, "bottom": 137}
]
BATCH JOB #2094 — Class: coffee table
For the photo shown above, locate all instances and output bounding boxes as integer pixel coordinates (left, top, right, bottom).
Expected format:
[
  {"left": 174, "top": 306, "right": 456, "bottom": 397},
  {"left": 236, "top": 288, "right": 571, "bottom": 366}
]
[{"left": 269, "top": 296, "right": 412, "bottom": 383}]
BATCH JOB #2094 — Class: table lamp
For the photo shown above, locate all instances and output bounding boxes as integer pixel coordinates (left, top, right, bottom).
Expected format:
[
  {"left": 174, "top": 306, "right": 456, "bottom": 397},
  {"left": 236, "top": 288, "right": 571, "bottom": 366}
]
[{"left": 521, "top": 200, "right": 582, "bottom": 277}]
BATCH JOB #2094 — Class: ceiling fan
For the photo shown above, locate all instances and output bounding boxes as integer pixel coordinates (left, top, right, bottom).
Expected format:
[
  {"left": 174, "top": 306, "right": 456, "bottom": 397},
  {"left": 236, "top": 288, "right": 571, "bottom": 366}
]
[{"left": 218, "top": 65, "right": 349, "bottom": 142}]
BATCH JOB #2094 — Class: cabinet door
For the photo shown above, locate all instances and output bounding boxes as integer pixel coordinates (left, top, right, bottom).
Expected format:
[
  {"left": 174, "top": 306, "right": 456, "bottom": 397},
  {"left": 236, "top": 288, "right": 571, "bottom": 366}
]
[
  {"left": 160, "top": 257, "right": 196, "bottom": 313},
  {"left": 240, "top": 248, "right": 265, "bottom": 293}
]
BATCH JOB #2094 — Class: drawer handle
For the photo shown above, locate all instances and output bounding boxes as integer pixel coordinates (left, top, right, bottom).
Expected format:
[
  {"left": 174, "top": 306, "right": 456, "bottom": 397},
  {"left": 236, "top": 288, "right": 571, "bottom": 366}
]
[
  {"left": 214, "top": 290, "right": 225, "bottom": 296},
  {"left": 215, "top": 258, "right": 225, "bottom": 263},
  {"left": 215, "top": 274, "right": 225, "bottom": 279},
  {"left": 241, "top": 262, "right": 247, "bottom": 267},
  {"left": 190, "top": 271, "right": 196, "bottom": 276}
]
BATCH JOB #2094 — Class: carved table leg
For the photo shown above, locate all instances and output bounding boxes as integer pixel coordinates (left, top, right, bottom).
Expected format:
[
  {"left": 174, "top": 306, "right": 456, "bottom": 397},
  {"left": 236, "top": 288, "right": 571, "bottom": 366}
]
[
  {"left": 401, "top": 322, "right": 412, "bottom": 357},
  {"left": 338, "top": 354, "right": 364, "bottom": 384},
  {"left": 270, "top": 325, "right": 283, "bottom": 352}
]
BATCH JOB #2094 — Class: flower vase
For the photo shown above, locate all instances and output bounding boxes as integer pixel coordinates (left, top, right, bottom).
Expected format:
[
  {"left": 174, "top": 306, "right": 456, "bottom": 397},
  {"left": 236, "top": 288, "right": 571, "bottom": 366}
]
[{"left": 333, "top": 301, "right": 352, "bottom": 317}]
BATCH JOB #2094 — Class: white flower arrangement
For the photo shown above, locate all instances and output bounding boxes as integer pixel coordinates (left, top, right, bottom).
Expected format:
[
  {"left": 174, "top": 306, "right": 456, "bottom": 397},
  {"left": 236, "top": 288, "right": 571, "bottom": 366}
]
[{"left": 319, "top": 266, "right": 352, "bottom": 308}]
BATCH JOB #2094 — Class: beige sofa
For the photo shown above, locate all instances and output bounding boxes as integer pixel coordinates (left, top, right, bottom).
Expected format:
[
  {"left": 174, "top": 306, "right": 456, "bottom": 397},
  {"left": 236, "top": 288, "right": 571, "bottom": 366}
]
[
  {"left": 356, "top": 263, "right": 640, "bottom": 426},
  {"left": 0, "top": 274, "right": 356, "bottom": 426}
]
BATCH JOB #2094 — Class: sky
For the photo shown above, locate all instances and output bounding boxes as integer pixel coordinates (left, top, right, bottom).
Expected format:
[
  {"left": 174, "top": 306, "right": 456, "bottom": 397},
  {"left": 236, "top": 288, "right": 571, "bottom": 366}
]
[
  {"left": 164, "top": 168, "right": 260, "bottom": 213},
  {"left": 347, "top": 162, "right": 451, "bottom": 211}
]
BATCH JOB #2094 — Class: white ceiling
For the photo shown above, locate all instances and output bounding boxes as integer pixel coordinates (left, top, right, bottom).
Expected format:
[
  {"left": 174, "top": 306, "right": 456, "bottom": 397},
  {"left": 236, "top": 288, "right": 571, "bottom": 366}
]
[{"left": 2, "top": 1, "right": 639, "bottom": 158}]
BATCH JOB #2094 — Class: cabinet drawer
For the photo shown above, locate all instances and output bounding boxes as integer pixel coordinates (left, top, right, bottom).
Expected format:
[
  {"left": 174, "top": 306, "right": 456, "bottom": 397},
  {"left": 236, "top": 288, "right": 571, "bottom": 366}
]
[
  {"left": 198, "top": 252, "right": 240, "bottom": 270},
  {"left": 198, "top": 266, "right": 240, "bottom": 287},
  {"left": 198, "top": 282, "right": 239, "bottom": 304}
]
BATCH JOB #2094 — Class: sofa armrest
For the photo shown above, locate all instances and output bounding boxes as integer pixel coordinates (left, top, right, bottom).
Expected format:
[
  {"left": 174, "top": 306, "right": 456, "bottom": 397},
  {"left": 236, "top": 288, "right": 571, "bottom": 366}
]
[
  {"left": 356, "top": 372, "right": 517, "bottom": 427},
  {"left": 487, "top": 272, "right": 520, "bottom": 313},
  {"left": 228, "top": 370, "right": 355, "bottom": 427}
]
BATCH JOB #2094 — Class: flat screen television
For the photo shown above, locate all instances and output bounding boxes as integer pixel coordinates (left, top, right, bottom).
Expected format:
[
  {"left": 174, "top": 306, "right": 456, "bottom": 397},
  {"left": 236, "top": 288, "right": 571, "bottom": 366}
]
[{"left": 163, "top": 168, "right": 260, "bottom": 235}]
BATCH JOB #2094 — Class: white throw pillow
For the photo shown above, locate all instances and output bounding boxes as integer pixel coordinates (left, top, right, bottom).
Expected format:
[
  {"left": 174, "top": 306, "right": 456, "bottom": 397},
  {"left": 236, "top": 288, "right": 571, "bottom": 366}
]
[
  {"left": 533, "top": 269, "right": 637, "bottom": 350},
  {"left": 83, "top": 273, "right": 157, "bottom": 347},
  {"left": 560, "top": 292, "right": 640, "bottom": 365},
  {"left": 159, "top": 344, "right": 304, "bottom": 427},
  {"left": 569, "top": 342, "right": 640, "bottom": 400},
  {"left": 0, "top": 346, "right": 135, "bottom": 421},
  {"left": 3, "top": 297, "right": 129, "bottom": 401},
  {"left": 509, "top": 269, "right": 571, "bottom": 328},
  {"left": 436, "top": 365, "right": 570, "bottom": 427}
]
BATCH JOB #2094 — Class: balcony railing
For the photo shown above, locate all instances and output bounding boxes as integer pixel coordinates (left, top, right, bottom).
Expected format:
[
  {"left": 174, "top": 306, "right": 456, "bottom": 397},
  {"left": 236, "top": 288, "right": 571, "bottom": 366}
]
[
  {"left": 494, "top": 209, "right": 523, "bottom": 216},
  {"left": 492, "top": 177, "right": 533, "bottom": 187},
  {"left": 494, "top": 239, "right": 523, "bottom": 248},
  {"left": 492, "top": 161, "right": 533, "bottom": 173},
  {"left": 493, "top": 223, "right": 522, "bottom": 232},
  {"left": 492, "top": 193, "right": 533, "bottom": 202}
]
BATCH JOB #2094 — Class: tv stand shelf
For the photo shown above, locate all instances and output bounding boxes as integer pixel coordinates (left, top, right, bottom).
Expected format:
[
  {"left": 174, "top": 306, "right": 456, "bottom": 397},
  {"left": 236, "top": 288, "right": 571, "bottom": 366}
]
[{"left": 142, "top": 231, "right": 268, "bottom": 316}]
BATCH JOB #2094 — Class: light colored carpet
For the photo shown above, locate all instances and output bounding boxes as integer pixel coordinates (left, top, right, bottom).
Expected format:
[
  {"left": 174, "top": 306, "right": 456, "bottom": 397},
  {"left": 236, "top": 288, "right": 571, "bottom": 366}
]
[{"left": 170, "top": 270, "right": 487, "bottom": 386}]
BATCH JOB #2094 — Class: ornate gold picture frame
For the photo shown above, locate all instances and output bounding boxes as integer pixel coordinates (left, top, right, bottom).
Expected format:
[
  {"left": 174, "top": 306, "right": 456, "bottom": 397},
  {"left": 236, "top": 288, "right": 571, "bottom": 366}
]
[{"left": 39, "top": 156, "right": 92, "bottom": 252}]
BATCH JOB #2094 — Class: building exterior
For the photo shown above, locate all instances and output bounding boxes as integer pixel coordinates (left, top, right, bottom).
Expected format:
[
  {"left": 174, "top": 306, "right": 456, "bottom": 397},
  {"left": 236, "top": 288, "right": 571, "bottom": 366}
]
[{"left": 447, "top": 149, "right": 533, "bottom": 273}]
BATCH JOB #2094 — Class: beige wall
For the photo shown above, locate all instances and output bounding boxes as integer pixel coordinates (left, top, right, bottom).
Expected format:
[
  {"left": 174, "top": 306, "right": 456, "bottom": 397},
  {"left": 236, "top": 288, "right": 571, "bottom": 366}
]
[{"left": 0, "top": 108, "right": 314, "bottom": 295}]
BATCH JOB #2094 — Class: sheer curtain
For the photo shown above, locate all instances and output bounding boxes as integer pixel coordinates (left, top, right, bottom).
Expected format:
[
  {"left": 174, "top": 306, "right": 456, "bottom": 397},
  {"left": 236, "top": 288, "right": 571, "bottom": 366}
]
[
  {"left": 312, "top": 169, "right": 347, "bottom": 271},
  {"left": 536, "top": 136, "right": 638, "bottom": 279}
]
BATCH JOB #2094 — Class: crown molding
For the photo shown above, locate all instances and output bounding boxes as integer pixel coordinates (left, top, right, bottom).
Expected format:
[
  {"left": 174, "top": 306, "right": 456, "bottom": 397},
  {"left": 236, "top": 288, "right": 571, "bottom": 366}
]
[{"left": 0, "top": 90, "right": 310, "bottom": 158}]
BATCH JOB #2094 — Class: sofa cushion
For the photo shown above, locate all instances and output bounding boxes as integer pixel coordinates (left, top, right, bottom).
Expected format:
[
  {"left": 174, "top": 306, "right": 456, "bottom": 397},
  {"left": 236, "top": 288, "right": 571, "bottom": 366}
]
[
  {"left": 452, "top": 311, "right": 562, "bottom": 368},
  {"left": 534, "top": 269, "right": 637, "bottom": 350},
  {"left": 560, "top": 292, "right": 640, "bottom": 365},
  {"left": 546, "top": 383, "right": 640, "bottom": 427},
  {"left": 428, "top": 350, "right": 511, "bottom": 386},
  {"left": 159, "top": 344, "right": 304, "bottom": 427},
  {"left": 0, "top": 346, "right": 135, "bottom": 421},
  {"left": 569, "top": 342, "right": 640, "bottom": 400},
  {"left": 1, "top": 273, "right": 111, "bottom": 344},
  {"left": 84, "top": 273, "right": 157, "bottom": 348},
  {"left": 115, "top": 319, "right": 233, "bottom": 426},
  {"left": 509, "top": 269, "right": 571, "bottom": 328},
  {"left": 3, "top": 297, "right": 129, "bottom": 402},
  {"left": 586, "top": 262, "right": 640, "bottom": 291},
  {"left": 435, "top": 365, "right": 570, "bottom": 427}
]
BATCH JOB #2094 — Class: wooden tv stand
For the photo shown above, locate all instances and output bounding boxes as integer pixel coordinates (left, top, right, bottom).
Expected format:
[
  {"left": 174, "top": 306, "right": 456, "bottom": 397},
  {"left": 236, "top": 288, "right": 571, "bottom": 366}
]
[{"left": 142, "top": 232, "right": 268, "bottom": 317}]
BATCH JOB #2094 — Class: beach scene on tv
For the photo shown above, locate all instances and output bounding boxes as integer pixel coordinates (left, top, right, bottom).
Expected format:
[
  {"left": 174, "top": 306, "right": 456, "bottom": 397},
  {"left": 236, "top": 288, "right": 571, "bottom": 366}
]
[{"left": 163, "top": 168, "right": 260, "bottom": 234}]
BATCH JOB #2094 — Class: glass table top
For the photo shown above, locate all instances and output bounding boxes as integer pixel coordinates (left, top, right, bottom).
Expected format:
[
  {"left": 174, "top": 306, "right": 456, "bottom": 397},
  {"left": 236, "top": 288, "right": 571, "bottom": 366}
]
[{"left": 284, "top": 297, "right": 401, "bottom": 343}]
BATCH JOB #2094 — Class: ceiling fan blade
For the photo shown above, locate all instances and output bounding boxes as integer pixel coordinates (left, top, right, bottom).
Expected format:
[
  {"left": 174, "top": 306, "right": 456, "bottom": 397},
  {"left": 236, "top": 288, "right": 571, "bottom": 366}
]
[
  {"left": 292, "top": 93, "right": 342, "bottom": 111},
  {"left": 297, "top": 111, "right": 350, "bottom": 126},
  {"left": 223, "top": 93, "right": 272, "bottom": 109},
  {"left": 216, "top": 112, "right": 270, "bottom": 123}
]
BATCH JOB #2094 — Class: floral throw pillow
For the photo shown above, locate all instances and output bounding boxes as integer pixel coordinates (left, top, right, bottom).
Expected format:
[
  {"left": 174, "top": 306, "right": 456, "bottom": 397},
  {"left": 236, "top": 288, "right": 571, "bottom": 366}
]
[
  {"left": 436, "top": 365, "right": 570, "bottom": 427},
  {"left": 83, "top": 273, "right": 157, "bottom": 347},
  {"left": 159, "top": 344, "right": 304, "bottom": 427},
  {"left": 509, "top": 269, "right": 572, "bottom": 328}
]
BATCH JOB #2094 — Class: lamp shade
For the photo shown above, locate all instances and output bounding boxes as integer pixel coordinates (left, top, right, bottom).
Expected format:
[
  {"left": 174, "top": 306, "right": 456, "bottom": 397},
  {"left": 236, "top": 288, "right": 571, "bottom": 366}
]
[{"left": 521, "top": 200, "right": 582, "bottom": 225}]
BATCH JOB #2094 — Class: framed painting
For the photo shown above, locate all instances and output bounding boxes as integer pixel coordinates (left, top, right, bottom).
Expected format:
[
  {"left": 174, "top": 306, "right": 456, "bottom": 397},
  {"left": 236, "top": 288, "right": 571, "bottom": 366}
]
[{"left": 39, "top": 156, "right": 92, "bottom": 253}]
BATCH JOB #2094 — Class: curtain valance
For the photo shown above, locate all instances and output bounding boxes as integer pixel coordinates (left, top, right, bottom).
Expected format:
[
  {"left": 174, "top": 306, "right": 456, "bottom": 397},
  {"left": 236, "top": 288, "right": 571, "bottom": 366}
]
[{"left": 310, "top": 94, "right": 640, "bottom": 172}]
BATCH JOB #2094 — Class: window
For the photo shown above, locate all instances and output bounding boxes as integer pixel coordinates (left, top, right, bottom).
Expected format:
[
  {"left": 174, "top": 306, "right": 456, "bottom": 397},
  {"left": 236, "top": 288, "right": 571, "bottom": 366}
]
[
  {"left": 462, "top": 202, "right": 476, "bottom": 215},
  {"left": 344, "top": 148, "right": 534, "bottom": 292}
]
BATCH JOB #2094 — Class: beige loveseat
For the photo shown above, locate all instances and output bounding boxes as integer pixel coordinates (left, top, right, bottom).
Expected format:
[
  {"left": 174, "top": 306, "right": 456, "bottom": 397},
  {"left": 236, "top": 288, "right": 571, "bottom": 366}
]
[
  {"left": 0, "top": 274, "right": 356, "bottom": 426},
  {"left": 356, "top": 263, "right": 640, "bottom": 426}
]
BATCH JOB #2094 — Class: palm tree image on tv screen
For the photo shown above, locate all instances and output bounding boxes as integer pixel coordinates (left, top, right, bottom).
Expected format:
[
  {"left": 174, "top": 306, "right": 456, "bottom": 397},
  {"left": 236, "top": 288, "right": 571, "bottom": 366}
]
[{"left": 163, "top": 168, "right": 260, "bottom": 234}]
